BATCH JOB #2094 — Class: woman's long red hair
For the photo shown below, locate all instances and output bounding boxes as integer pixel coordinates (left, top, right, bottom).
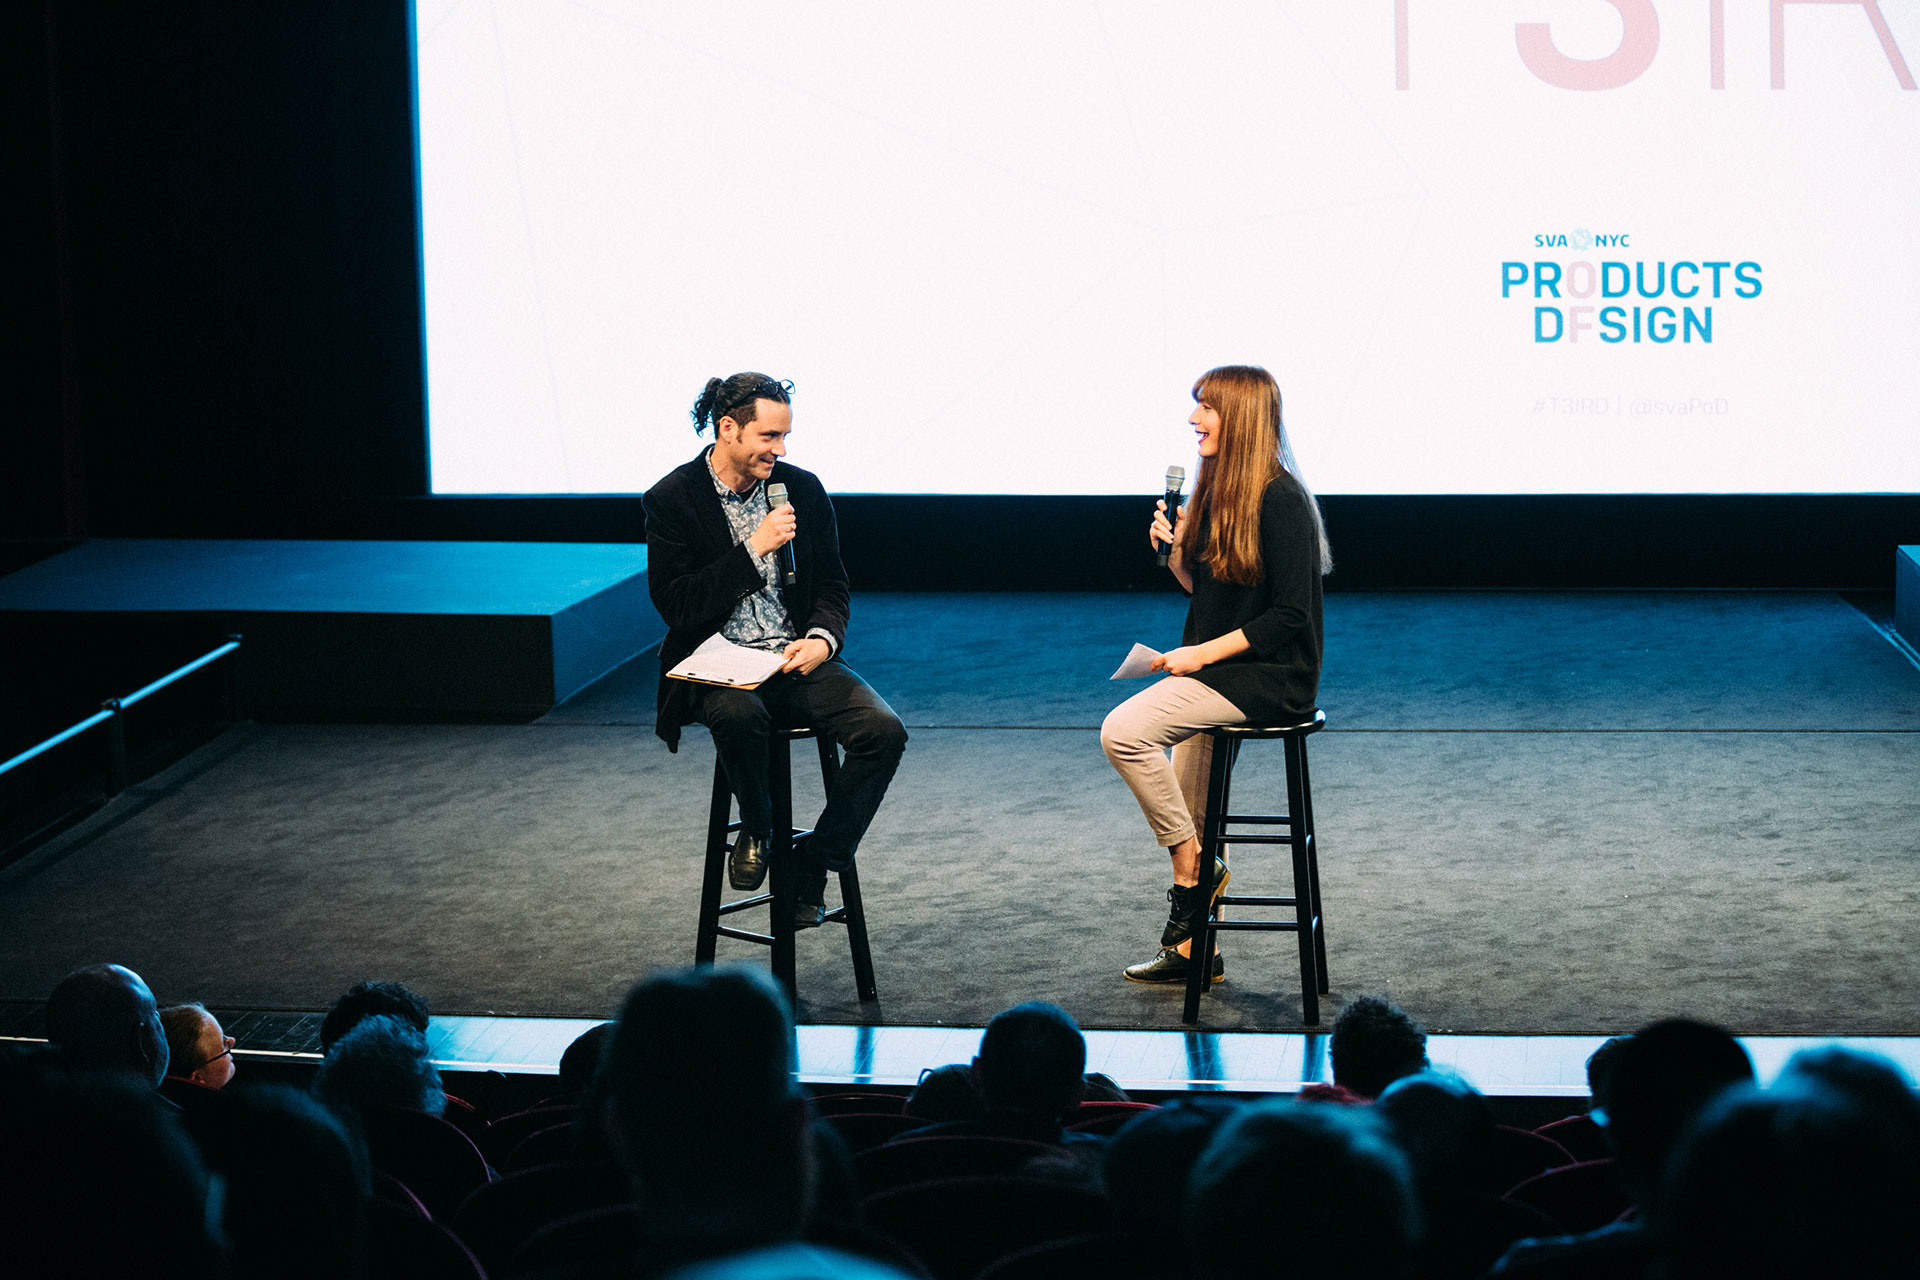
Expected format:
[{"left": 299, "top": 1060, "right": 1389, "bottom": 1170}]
[{"left": 1179, "top": 365, "right": 1331, "bottom": 584}]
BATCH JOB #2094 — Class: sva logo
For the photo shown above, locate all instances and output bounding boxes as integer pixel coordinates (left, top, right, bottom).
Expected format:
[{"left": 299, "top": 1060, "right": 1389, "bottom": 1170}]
[{"left": 1535, "top": 231, "right": 1629, "bottom": 249}]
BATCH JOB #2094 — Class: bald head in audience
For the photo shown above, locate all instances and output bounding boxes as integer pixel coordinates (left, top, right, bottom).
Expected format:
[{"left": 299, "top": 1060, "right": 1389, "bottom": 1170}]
[{"left": 45, "top": 964, "right": 168, "bottom": 1088}]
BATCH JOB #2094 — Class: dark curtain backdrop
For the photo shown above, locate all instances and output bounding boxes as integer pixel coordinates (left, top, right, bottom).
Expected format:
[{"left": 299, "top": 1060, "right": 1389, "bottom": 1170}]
[{"left": 4, "top": 2, "right": 425, "bottom": 540}]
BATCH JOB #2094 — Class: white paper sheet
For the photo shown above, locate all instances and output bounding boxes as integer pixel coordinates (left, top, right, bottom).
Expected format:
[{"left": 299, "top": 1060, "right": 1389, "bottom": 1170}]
[
  {"left": 1110, "top": 642, "right": 1163, "bottom": 680},
  {"left": 666, "top": 632, "right": 786, "bottom": 688}
]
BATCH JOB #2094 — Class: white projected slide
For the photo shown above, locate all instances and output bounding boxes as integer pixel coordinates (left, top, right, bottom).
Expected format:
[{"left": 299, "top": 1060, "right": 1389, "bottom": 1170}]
[{"left": 414, "top": 2, "right": 1920, "bottom": 495}]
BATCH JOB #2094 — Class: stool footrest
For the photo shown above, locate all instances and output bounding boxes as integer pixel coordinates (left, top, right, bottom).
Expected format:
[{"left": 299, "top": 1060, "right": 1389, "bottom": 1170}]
[
  {"left": 1213, "top": 834, "right": 1300, "bottom": 846},
  {"left": 717, "top": 895, "right": 773, "bottom": 916},
  {"left": 1211, "top": 918, "right": 1316, "bottom": 933},
  {"left": 717, "top": 925, "right": 776, "bottom": 946},
  {"left": 1221, "top": 815, "right": 1294, "bottom": 826},
  {"left": 1220, "top": 894, "right": 1303, "bottom": 908}
]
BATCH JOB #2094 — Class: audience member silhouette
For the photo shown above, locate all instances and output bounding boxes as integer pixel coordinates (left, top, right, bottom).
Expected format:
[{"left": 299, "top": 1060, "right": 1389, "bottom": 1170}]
[
  {"left": 195, "top": 1082, "right": 372, "bottom": 1279},
  {"left": 1775, "top": 1043, "right": 1920, "bottom": 1151},
  {"left": 895, "top": 1002, "right": 1094, "bottom": 1146},
  {"left": 904, "top": 1061, "right": 985, "bottom": 1123},
  {"left": 1583, "top": 1034, "right": 1629, "bottom": 1115},
  {"left": 160, "top": 1001, "right": 236, "bottom": 1094},
  {"left": 1188, "top": 1098, "right": 1422, "bottom": 1280},
  {"left": 1376, "top": 1071, "right": 1499, "bottom": 1197},
  {"left": 1492, "top": 1018, "right": 1754, "bottom": 1279},
  {"left": 653, "top": 1240, "right": 914, "bottom": 1280},
  {"left": 603, "top": 965, "right": 821, "bottom": 1272},
  {"left": 43, "top": 962, "right": 169, "bottom": 1087},
  {"left": 313, "top": 1013, "right": 447, "bottom": 1120},
  {"left": 1656, "top": 1049, "right": 1920, "bottom": 1279},
  {"left": 559, "top": 1020, "right": 615, "bottom": 1099},
  {"left": 1103, "top": 1096, "right": 1236, "bottom": 1265},
  {"left": 320, "top": 978, "right": 432, "bottom": 1053},
  {"left": 0, "top": 1065, "right": 225, "bottom": 1273},
  {"left": 1378, "top": 1073, "right": 1560, "bottom": 1279},
  {"left": 1330, "top": 994, "right": 1429, "bottom": 1099}
]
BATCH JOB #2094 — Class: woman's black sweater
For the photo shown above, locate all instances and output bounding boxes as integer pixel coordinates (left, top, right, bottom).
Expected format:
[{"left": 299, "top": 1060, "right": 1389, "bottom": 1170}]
[{"left": 1181, "top": 469, "right": 1324, "bottom": 720}]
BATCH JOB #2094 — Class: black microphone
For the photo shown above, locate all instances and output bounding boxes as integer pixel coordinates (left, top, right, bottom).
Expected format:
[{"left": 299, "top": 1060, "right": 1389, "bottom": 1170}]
[
  {"left": 1155, "top": 465, "right": 1186, "bottom": 567},
  {"left": 766, "top": 482, "right": 798, "bottom": 586}
]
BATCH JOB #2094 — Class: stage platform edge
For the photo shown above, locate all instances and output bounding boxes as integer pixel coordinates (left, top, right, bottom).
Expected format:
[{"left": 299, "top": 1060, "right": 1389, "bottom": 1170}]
[
  {"left": 0, "top": 539, "right": 661, "bottom": 719},
  {"left": 1897, "top": 546, "right": 1920, "bottom": 653}
]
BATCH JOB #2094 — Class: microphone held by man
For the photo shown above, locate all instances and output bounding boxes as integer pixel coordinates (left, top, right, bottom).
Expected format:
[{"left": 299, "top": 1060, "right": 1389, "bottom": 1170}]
[{"left": 767, "top": 482, "right": 798, "bottom": 586}]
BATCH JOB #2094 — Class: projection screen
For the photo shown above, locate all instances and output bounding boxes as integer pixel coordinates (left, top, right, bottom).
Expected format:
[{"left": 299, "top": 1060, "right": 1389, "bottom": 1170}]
[{"left": 413, "top": 1, "right": 1920, "bottom": 495}]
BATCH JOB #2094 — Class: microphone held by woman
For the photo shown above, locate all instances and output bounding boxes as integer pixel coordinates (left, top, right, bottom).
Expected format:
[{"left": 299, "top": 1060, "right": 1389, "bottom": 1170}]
[{"left": 1155, "top": 465, "right": 1186, "bottom": 567}]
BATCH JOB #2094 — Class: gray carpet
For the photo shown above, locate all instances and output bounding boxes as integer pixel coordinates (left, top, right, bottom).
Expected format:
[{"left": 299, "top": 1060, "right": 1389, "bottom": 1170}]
[{"left": 3, "top": 592, "right": 1917, "bottom": 1034}]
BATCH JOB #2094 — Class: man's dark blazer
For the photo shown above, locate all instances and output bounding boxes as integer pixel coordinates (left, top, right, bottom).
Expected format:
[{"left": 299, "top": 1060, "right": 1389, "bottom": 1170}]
[{"left": 644, "top": 449, "right": 851, "bottom": 752}]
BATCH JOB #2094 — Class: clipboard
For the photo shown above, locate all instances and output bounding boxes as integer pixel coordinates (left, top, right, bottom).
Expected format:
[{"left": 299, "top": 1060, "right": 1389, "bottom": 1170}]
[{"left": 666, "top": 632, "right": 786, "bottom": 689}]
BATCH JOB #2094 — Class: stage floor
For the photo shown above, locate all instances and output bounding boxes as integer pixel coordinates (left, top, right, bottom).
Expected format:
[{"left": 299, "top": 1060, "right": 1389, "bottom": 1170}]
[{"left": 2, "top": 592, "right": 1917, "bottom": 1039}]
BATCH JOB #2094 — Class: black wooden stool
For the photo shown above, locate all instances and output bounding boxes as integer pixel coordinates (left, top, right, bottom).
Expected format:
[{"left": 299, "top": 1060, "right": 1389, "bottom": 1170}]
[
  {"left": 695, "top": 725, "right": 878, "bottom": 1002},
  {"left": 1183, "top": 710, "right": 1328, "bottom": 1025}
]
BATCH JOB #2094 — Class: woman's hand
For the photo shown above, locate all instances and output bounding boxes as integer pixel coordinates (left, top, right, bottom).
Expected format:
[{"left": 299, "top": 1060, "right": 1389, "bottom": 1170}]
[
  {"left": 1150, "top": 646, "right": 1208, "bottom": 677},
  {"left": 1151, "top": 499, "right": 1194, "bottom": 592},
  {"left": 1150, "top": 630, "right": 1249, "bottom": 677},
  {"left": 1148, "top": 499, "right": 1187, "bottom": 557}
]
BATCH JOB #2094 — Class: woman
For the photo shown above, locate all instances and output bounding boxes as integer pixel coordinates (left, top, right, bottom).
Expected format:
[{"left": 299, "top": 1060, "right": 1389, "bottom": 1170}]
[{"left": 1101, "top": 365, "right": 1331, "bottom": 984}]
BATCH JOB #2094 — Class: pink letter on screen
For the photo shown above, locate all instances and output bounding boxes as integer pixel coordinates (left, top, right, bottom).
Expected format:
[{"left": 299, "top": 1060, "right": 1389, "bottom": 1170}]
[
  {"left": 1395, "top": 0, "right": 1410, "bottom": 89},
  {"left": 1516, "top": 0, "right": 1660, "bottom": 90},
  {"left": 1771, "top": 1, "right": 1917, "bottom": 89},
  {"left": 1712, "top": 0, "right": 1727, "bottom": 88}
]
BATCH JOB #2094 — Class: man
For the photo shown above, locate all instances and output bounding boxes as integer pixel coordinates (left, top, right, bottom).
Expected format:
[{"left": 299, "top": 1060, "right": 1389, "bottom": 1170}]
[
  {"left": 44, "top": 962, "right": 169, "bottom": 1087},
  {"left": 604, "top": 965, "right": 813, "bottom": 1265},
  {"left": 160, "top": 1002, "right": 237, "bottom": 1094},
  {"left": 318, "top": 978, "right": 430, "bottom": 1053},
  {"left": 1330, "top": 993, "right": 1430, "bottom": 1099},
  {"left": 1190, "top": 1099, "right": 1422, "bottom": 1280},
  {"left": 895, "top": 1002, "right": 1097, "bottom": 1147},
  {"left": 646, "top": 372, "right": 907, "bottom": 927},
  {"left": 1492, "top": 1017, "right": 1754, "bottom": 1278}
]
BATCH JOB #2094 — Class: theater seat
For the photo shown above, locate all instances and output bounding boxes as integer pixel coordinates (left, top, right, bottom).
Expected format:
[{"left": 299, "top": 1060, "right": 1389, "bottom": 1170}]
[
  {"left": 1534, "top": 1113, "right": 1610, "bottom": 1163},
  {"left": 818, "top": 1111, "right": 924, "bottom": 1153},
  {"left": 450, "top": 1160, "right": 628, "bottom": 1274},
  {"left": 1505, "top": 1158, "right": 1633, "bottom": 1234},
  {"left": 861, "top": 1176, "right": 1110, "bottom": 1280},
  {"left": 365, "top": 1198, "right": 487, "bottom": 1280},
  {"left": 853, "top": 1136, "right": 1057, "bottom": 1197},
  {"left": 360, "top": 1105, "right": 494, "bottom": 1221}
]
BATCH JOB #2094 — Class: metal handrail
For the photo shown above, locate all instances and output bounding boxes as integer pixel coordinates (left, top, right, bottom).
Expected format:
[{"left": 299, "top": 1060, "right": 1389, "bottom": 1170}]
[{"left": 0, "top": 637, "right": 242, "bottom": 782}]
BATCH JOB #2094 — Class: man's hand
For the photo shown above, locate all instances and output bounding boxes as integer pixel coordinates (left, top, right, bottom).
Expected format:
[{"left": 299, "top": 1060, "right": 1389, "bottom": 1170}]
[
  {"left": 779, "top": 636, "right": 831, "bottom": 675},
  {"left": 749, "top": 504, "right": 797, "bottom": 559},
  {"left": 1150, "top": 646, "right": 1207, "bottom": 676}
]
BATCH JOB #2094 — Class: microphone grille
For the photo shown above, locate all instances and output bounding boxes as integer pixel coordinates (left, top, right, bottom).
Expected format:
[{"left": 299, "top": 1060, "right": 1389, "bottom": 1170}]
[
  {"left": 767, "top": 482, "right": 790, "bottom": 508},
  {"left": 1164, "top": 465, "right": 1186, "bottom": 491}
]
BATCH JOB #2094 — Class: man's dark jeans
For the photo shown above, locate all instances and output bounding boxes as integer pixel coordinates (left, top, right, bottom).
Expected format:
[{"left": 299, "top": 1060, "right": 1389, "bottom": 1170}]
[{"left": 695, "top": 659, "right": 907, "bottom": 902}]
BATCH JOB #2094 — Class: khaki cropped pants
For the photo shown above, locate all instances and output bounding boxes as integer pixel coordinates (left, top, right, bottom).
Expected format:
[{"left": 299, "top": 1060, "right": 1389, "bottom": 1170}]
[{"left": 1100, "top": 676, "right": 1247, "bottom": 850}]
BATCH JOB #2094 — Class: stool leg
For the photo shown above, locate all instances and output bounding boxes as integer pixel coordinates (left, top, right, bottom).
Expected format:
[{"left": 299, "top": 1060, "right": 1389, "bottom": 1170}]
[
  {"left": 838, "top": 864, "right": 879, "bottom": 1002},
  {"left": 817, "top": 736, "right": 878, "bottom": 1002},
  {"left": 1298, "top": 735, "right": 1328, "bottom": 993},
  {"left": 696, "top": 759, "right": 733, "bottom": 965},
  {"left": 1285, "top": 732, "right": 1320, "bottom": 1024},
  {"left": 1183, "top": 735, "right": 1234, "bottom": 1024},
  {"left": 769, "top": 733, "right": 797, "bottom": 999}
]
